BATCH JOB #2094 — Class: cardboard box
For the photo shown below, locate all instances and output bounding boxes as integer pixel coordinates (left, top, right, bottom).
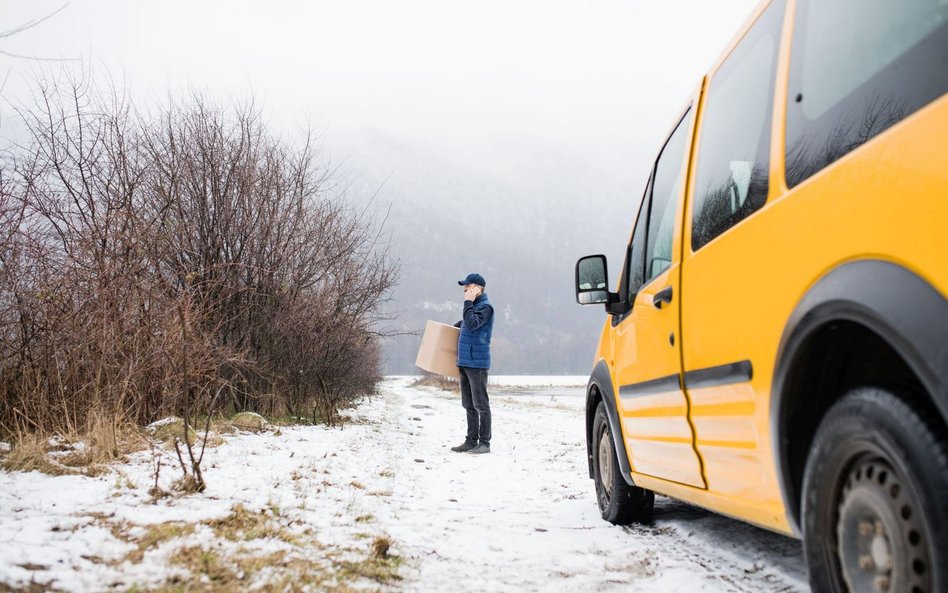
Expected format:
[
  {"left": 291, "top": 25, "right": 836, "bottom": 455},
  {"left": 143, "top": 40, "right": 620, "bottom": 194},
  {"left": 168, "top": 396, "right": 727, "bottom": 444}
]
[{"left": 415, "top": 320, "right": 460, "bottom": 380}]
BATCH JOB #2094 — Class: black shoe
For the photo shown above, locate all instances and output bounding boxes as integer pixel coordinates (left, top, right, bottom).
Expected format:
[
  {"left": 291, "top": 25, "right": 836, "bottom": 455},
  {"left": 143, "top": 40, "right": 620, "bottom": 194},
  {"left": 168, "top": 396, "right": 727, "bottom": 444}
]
[
  {"left": 451, "top": 441, "right": 477, "bottom": 453},
  {"left": 468, "top": 443, "right": 490, "bottom": 455}
]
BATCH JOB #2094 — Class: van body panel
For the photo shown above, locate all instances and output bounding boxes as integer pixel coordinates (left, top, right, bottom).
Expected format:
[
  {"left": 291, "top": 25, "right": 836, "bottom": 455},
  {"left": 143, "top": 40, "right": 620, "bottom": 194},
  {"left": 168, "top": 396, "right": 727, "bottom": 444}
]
[
  {"left": 772, "top": 259, "right": 948, "bottom": 535},
  {"left": 629, "top": 471, "right": 792, "bottom": 534},
  {"left": 612, "top": 91, "right": 706, "bottom": 488},
  {"left": 615, "top": 269, "right": 703, "bottom": 486},
  {"left": 585, "top": 359, "right": 634, "bottom": 485}
]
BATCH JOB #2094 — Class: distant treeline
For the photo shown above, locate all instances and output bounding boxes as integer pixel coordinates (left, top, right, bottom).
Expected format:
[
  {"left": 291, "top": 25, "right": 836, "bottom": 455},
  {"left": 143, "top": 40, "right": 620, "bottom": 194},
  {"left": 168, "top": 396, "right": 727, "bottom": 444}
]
[{"left": 0, "top": 73, "right": 397, "bottom": 437}]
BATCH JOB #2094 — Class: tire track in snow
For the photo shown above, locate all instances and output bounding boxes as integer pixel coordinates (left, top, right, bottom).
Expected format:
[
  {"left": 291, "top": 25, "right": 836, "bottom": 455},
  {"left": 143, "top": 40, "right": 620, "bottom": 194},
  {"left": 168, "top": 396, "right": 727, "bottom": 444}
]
[
  {"left": 620, "top": 516, "right": 805, "bottom": 593},
  {"left": 373, "top": 378, "right": 809, "bottom": 593}
]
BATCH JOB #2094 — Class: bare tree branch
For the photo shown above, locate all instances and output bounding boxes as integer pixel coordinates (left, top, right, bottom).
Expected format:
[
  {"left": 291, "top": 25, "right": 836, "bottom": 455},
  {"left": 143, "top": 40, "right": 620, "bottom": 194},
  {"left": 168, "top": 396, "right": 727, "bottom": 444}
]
[{"left": 0, "top": 4, "right": 69, "bottom": 39}]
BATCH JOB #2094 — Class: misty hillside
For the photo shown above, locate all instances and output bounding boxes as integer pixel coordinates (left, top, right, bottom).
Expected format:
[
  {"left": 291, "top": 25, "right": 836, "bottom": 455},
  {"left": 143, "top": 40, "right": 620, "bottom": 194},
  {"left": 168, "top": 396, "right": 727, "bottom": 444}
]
[{"left": 340, "top": 128, "right": 646, "bottom": 374}]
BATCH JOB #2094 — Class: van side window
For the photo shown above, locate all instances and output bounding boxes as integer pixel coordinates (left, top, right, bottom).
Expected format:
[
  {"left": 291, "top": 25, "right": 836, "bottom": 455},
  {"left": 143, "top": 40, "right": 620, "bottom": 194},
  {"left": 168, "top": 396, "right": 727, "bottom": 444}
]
[
  {"left": 691, "top": 0, "right": 785, "bottom": 252},
  {"left": 645, "top": 108, "right": 694, "bottom": 283},
  {"left": 785, "top": 0, "right": 948, "bottom": 187},
  {"left": 625, "top": 176, "right": 651, "bottom": 302}
]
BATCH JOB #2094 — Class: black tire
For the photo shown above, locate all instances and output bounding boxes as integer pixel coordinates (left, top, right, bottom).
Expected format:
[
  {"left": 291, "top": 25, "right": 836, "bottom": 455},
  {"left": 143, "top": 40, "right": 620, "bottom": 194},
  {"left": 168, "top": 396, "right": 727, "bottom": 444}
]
[
  {"left": 802, "top": 387, "right": 948, "bottom": 593},
  {"left": 591, "top": 401, "right": 654, "bottom": 524}
]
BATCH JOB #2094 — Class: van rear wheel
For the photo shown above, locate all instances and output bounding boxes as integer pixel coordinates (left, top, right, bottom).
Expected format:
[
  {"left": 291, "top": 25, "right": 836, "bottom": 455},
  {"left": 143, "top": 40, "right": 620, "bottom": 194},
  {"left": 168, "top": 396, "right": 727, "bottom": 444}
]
[
  {"left": 802, "top": 388, "right": 948, "bottom": 593},
  {"left": 592, "top": 402, "right": 653, "bottom": 524}
]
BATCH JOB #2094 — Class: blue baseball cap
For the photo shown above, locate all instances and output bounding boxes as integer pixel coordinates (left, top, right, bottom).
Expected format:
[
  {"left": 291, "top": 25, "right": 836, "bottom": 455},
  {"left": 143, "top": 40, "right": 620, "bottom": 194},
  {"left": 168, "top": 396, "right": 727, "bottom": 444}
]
[{"left": 458, "top": 273, "right": 486, "bottom": 287}]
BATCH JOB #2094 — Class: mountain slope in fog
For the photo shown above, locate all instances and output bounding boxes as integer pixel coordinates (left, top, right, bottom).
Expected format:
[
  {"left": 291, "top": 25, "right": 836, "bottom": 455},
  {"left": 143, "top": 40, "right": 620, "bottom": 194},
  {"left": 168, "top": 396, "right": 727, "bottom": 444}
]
[{"left": 341, "top": 129, "right": 643, "bottom": 374}]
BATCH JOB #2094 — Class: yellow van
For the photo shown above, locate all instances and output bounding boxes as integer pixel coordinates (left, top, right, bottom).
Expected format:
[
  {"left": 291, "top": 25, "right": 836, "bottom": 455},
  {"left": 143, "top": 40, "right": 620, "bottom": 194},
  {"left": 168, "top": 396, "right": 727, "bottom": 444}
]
[{"left": 573, "top": 1, "right": 948, "bottom": 591}]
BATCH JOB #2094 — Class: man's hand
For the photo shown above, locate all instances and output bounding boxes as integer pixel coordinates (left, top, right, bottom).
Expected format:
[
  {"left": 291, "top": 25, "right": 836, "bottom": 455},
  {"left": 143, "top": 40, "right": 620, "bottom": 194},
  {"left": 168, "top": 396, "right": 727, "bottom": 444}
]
[{"left": 463, "top": 285, "right": 479, "bottom": 302}]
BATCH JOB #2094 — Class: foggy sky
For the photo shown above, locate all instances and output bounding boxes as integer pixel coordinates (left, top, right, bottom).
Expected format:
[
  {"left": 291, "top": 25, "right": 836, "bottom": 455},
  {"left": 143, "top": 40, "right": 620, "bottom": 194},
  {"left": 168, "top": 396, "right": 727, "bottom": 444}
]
[
  {"left": 3, "top": 1, "right": 759, "bottom": 149},
  {"left": 1, "top": 0, "right": 762, "bottom": 373}
]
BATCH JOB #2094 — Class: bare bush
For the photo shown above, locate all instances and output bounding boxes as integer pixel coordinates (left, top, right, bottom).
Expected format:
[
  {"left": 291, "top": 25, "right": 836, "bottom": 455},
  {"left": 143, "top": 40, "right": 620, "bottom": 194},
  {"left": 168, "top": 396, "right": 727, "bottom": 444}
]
[{"left": 0, "top": 72, "right": 397, "bottom": 442}]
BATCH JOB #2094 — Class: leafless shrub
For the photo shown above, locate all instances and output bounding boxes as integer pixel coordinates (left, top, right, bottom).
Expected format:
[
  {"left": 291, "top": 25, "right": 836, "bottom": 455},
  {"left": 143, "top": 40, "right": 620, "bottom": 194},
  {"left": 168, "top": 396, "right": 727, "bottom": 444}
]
[{"left": 0, "top": 71, "right": 397, "bottom": 455}]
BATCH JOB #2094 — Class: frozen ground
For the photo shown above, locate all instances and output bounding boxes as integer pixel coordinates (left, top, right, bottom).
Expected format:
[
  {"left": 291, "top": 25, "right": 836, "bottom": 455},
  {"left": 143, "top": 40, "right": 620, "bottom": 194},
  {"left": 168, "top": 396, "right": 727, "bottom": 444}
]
[{"left": 0, "top": 377, "right": 810, "bottom": 592}]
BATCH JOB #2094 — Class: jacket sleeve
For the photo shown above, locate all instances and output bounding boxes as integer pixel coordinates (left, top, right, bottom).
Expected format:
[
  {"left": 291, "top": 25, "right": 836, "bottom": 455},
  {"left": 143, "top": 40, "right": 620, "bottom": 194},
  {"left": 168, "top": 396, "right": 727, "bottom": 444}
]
[
  {"left": 453, "top": 320, "right": 462, "bottom": 328},
  {"left": 461, "top": 302, "right": 493, "bottom": 331}
]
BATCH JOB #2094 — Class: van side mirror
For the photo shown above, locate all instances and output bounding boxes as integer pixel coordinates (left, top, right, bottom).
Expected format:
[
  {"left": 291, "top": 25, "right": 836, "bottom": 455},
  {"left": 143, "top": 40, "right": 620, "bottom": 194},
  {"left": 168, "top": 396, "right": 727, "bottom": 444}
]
[{"left": 575, "top": 255, "right": 611, "bottom": 305}]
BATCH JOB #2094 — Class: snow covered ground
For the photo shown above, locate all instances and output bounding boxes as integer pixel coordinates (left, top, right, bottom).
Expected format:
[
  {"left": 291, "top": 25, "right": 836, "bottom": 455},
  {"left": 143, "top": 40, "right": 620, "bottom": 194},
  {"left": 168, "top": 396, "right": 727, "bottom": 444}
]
[{"left": 0, "top": 377, "right": 810, "bottom": 592}]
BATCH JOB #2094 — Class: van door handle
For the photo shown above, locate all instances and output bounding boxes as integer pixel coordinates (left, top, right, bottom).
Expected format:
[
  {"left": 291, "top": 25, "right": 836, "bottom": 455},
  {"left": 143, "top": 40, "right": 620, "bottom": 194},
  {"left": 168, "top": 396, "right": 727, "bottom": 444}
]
[{"left": 653, "top": 286, "right": 673, "bottom": 309}]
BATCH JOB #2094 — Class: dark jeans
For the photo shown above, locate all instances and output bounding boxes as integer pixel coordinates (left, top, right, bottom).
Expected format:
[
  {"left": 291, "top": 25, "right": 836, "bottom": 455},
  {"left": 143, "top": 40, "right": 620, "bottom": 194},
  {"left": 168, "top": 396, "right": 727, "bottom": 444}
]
[{"left": 459, "top": 366, "right": 491, "bottom": 445}]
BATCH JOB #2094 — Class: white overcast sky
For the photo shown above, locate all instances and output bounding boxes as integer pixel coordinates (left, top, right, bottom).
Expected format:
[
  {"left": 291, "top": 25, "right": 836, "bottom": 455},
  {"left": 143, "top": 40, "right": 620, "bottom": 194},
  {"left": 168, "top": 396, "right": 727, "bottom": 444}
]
[
  {"left": 1, "top": 0, "right": 764, "bottom": 372},
  {"left": 1, "top": 0, "right": 760, "bottom": 159}
]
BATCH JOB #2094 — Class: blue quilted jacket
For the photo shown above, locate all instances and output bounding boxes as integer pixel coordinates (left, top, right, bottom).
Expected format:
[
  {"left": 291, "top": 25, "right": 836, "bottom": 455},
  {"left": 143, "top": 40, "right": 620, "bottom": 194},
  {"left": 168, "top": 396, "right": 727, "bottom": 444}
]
[{"left": 456, "top": 294, "right": 494, "bottom": 369}]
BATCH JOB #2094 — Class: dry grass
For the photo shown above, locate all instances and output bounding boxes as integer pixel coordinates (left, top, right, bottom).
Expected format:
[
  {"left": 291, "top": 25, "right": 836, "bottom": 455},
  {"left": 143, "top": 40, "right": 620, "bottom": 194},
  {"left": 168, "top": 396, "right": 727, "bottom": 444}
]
[
  {"left": 159, "top": 545, "right": 401, "bottom": 593},
  {"left": 0, "top": 431, "right": 126, "bottom": 477},
  {"left": 209, "top": 417, "right": 238, "bottom": 435},
  {"left": 1, "top": 404, "right": 352, "bottom": 482},
  {"left": 133, "top": 505, "right": 402, "bottom": 593},
  {"left": 148, "top": 419, "right": 198, "bottom": 446},
  {"left": 0, "top": 410, "right": 239, "bottom": 482},
  {"left": 168, "top": 545, "right": 234, "bottom": 584},
  {"left": 1, "top": 417, "right": 166, "bottom": 477},
  {"left": 410, "top": 373, "right": 459, "bottom": 392},
  {"left": 148, "top": 417, "right": 226, "bottom": 454},
  {"left": 118, "top": 522, "right": 198, "bottom": 564},
  {"left": 206, "top": 504, "right": 301, "bottom": 545},
  {"left": 370, "top": 536, "right": 392, "bottom": 559},
  {"left": 86, "top": 414, "right": 150, "bottom": 458},
  {"left": 34, "top": 500, "right": 402, "bottom": 593},
  {"left": 0, "top": 433, "right": 77, "bottom": 476},
  {"left": 171, "top": 474, "right": 204, "bottom": 494},
  {"left": 332, "top": 549, "right": 402, "bottom": 587},
  {"left": 229, "top": 412, "right": 270, "bottom": 432},
  {"left": 0, "top": 581, "right": 51, "bottom": 593},
  {"left": 1, "top": 407, "right": 339, "bottom": 482}
]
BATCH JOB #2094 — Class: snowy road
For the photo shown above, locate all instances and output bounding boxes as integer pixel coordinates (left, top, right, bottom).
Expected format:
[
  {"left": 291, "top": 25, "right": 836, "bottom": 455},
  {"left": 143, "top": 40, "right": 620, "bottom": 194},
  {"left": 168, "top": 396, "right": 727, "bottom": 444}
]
[
  {"left": 367, "top": 378, "right": 810, "bottom": 593},
  {"left": 0, "top": 377, "right": 810, "bottom": 592}
]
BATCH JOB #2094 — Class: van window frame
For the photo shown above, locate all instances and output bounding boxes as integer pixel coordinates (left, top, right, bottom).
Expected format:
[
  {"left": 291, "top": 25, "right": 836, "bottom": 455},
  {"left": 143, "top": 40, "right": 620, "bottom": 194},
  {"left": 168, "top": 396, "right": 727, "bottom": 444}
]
[
  {"left": 613, "top": 174, "right": 652, "bottom": 326},
  {"left": 644, "top": 106, "right": 694, "bottom": 285},
  {"left": 613, "top": 105, "right": 694, "bottom": 325},
  {"left": 689, "top": 0, "right": 785, "bottom": 253}
]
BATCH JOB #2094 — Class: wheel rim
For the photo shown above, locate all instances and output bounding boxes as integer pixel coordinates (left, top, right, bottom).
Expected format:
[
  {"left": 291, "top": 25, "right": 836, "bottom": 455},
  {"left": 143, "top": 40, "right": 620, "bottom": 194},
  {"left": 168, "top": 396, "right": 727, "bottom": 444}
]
[
  {"left": 597, "top": 426, "right": 613, "bottom": 499},
  {"left": 836, "top": 457, "right": 931, "bottom": 593}
]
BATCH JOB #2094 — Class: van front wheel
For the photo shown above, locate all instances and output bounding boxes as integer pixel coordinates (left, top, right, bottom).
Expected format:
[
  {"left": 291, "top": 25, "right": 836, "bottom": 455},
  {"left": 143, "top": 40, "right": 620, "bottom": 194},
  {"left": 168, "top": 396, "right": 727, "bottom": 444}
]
[
  {"left": 592, "top": 401, "right": 653, "bottom": 525},
  {"left": 802, "top": 388, "right": 948, "bottom": 593}
]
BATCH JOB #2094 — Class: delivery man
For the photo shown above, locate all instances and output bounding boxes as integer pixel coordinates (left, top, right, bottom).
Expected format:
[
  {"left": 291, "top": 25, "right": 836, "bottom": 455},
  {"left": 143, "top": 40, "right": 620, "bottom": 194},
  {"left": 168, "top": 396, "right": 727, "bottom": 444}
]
[{"left": 450, "top": 273, "right": 494, "bottom": 454}]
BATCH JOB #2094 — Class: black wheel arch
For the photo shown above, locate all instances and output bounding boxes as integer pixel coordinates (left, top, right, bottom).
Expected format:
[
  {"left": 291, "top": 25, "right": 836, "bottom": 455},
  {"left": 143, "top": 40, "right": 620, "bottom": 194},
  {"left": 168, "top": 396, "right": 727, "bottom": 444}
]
[
  {"left": 586, "top": 359, "right": 635, "bottom": 485},
  {"left": 772, "top": 259, "right": 948, "bottom": 536}
]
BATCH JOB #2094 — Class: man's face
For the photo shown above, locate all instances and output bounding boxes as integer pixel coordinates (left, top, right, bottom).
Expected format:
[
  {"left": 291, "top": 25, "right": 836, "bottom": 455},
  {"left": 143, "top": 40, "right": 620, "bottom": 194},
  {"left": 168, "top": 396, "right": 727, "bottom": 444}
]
[{"left": 463, "top": 284, "right": 482, "bottom": 298}]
